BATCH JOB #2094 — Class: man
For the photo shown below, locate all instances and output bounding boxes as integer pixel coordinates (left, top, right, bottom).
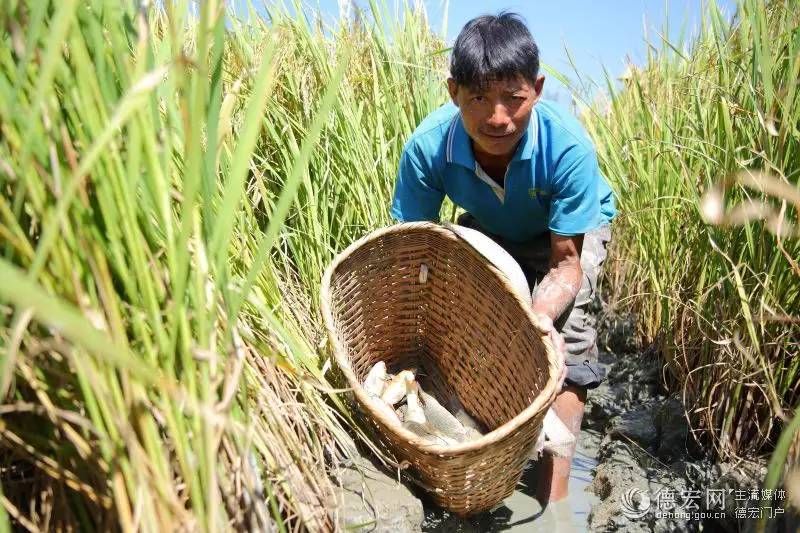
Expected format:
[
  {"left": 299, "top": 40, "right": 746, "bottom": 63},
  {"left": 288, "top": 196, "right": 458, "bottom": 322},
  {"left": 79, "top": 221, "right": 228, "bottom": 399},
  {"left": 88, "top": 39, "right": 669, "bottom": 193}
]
[{"left": 390, "top": 12, "right": 616, "bottom": 504}]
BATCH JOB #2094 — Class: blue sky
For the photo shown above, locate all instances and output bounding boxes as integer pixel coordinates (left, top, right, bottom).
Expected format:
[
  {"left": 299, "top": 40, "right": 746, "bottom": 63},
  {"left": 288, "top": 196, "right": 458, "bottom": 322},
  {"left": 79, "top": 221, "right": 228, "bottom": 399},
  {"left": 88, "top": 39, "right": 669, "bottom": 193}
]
[
  {"left": 238, "top": 0, "right": 738, "bottom": 105},
  {"left": 427, "top": 0, "right": 739, "bottom": 104}
]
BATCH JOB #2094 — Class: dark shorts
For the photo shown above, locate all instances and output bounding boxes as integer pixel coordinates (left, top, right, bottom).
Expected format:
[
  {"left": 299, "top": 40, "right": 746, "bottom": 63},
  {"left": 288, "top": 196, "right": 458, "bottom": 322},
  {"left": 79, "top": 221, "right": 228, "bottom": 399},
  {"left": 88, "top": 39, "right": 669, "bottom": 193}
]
[{"left": 456, "top": 212, "right": 612, "bottom": 389}]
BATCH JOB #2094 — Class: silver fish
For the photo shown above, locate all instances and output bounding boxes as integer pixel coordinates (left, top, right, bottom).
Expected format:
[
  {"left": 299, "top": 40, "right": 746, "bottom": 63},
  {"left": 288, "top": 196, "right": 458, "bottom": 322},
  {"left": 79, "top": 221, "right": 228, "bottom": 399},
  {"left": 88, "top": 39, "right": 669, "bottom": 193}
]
[
  {"left": 529, "top": 408, "right": 575, "bottom": 459},
  {"left": 363, "top": 361, "right": 387, "bottom": 398},
  {"left": 464, "top": 427, "right": 483, "bottom": 442},
  {"left": 402, "top": 421, "right": 458, "bottom": 446},
  {"left": 454, "top": 408, "right": 484, "bottom": 434},
  {"left": 405, "top": 381, "right": 427, "bottom": 425},
  {"left": 450, "top": 396, "right": 484, "bottom": 442},
  {"left": 381, "top": 370, "right": 414, "bottom": 405},
  {"left": 418, "top": 389, "right": 470, "bottom": 442},
  {"left": 542, "top": 408, "right": 575, "bottom": 457}
]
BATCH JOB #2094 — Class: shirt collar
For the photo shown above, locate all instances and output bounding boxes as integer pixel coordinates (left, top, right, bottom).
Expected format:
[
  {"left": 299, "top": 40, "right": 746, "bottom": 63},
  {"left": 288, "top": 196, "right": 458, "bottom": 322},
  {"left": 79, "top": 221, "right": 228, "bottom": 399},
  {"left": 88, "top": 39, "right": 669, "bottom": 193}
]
[{"left": 446, "top": 107, "right": 538, "bottom": 169}]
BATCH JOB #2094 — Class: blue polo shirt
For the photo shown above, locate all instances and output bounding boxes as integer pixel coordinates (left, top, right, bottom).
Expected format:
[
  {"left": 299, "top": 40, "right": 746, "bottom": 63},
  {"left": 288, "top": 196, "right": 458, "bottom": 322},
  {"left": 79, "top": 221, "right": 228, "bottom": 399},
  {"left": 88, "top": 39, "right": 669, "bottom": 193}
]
[{"left": 390, "top": 100, "right": 616, "bottom": 241}]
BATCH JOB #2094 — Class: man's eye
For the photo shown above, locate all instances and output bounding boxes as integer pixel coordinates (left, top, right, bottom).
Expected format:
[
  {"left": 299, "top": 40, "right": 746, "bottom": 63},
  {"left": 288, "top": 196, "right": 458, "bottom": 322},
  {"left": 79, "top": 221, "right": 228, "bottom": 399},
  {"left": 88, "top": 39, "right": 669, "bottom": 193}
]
[
  {"left": 512, "top": 95, "right": 526, "bottom": 101},
  {"left": 471, "top": 95, "right": 485, "bottom": 103}
]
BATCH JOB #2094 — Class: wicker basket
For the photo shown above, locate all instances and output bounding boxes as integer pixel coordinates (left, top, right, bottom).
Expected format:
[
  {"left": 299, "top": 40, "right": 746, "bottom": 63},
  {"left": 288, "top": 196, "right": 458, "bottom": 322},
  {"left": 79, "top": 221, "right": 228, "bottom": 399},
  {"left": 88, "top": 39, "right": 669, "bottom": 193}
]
[{"left": 320, "top": 222, "right": 560, "bottom": 515}]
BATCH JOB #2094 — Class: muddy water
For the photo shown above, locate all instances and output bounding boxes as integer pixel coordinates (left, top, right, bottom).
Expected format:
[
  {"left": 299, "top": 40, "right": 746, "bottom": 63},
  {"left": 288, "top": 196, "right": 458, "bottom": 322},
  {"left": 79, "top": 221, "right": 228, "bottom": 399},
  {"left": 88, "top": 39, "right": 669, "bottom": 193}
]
[{"left": 422, "top": 418, "right": 603, "bottom": 532}]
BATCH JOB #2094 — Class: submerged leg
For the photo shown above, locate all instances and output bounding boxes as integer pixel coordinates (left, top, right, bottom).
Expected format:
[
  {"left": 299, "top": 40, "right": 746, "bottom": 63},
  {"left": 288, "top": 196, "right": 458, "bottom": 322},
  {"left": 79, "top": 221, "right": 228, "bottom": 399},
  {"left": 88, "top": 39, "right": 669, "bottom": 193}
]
[
  {"left": 536, "top": 385, "right": 587, "bottom": 503},
  {"left": 536, "top": 226, "right": 611, "bottom": 503}
]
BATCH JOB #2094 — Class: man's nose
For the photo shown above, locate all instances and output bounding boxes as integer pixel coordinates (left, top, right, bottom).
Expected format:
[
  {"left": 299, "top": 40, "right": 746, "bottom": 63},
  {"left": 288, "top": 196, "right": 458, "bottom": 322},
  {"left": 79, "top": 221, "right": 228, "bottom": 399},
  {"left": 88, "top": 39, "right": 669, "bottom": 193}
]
[{"left": 486, "top": 103, "right": 511, "bottom": 128}]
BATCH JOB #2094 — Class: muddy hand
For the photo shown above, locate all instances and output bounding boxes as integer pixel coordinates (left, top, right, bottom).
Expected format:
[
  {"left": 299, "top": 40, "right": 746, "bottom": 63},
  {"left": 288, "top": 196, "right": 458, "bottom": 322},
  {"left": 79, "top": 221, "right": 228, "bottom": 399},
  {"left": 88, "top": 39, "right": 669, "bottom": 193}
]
[{"left": 535, "top": 314, "right": 567, "bottom": 390}]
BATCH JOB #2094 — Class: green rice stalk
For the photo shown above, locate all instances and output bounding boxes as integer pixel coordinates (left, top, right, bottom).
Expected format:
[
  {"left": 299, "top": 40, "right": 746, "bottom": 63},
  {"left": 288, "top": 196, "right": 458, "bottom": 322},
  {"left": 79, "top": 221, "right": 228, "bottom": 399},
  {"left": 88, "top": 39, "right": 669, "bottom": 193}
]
[
  {"left": 578, "top": 0, "right": 798, "bottom": 459},
  {"left": 0, "top": 0, "right": 395, "bottom": 529}
]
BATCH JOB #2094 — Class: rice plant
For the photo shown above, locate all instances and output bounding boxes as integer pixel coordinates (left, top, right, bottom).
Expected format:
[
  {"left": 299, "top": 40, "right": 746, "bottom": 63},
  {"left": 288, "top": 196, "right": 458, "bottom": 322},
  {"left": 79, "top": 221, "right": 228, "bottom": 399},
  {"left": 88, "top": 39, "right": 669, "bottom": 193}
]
[
  {"left": 580, "top": 0, "right": 799, "bottom": 459},
  {"left": 0, "top": 0, "right": 446, "bottom": 529},
  {"left": 14, "top": 0, "right": 798, "bottom": 528}
]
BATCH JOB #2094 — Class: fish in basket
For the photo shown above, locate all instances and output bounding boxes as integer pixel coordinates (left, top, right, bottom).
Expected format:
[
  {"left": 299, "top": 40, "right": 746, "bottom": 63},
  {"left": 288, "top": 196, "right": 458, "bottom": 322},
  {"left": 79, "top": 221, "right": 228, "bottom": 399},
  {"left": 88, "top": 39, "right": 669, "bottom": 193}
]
[{"left": 320, "top": 221, "right": 562, "bottom": 515}]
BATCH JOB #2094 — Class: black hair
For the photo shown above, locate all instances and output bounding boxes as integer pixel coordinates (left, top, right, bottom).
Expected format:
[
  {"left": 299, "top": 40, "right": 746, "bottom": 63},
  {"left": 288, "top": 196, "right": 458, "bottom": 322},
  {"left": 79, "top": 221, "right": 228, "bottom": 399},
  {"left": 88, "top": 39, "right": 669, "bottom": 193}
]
[{"left": 450, "top": 12, "right": 539, "bottom": 91}]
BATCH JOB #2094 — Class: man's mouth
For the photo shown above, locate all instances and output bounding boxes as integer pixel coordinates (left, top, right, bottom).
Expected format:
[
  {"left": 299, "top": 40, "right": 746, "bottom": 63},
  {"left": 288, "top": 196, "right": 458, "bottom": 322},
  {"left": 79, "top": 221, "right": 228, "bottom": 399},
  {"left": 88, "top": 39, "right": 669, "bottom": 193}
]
[{"left": 483, "top": 131, "right": 514, "bottom": 139}]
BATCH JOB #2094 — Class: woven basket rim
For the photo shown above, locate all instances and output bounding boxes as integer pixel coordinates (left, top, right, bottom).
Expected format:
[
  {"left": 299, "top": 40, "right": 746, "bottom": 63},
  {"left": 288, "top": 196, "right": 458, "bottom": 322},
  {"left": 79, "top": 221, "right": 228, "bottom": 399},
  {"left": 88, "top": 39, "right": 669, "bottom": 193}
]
[{"left": 320, "top": 221, "right": 561, "bottom": 455}]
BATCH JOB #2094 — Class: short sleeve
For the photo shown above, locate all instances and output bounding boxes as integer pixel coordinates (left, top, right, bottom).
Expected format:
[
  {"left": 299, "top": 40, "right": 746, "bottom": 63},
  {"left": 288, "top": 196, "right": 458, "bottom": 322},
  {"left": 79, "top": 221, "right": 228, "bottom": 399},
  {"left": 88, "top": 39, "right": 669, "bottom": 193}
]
[
  {"left": 390, "top": 142, "right": 444, "bottom": 222},
  {"left": 548, "top": 146, "right": 601, "bottom": 236}
]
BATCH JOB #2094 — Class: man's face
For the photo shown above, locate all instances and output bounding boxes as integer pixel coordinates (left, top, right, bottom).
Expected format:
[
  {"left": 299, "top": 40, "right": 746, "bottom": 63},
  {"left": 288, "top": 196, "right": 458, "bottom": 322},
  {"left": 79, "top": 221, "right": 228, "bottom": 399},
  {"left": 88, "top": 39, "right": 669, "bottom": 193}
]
[{"left": 448, "top": 74, "right": 544, "bottom": 159}]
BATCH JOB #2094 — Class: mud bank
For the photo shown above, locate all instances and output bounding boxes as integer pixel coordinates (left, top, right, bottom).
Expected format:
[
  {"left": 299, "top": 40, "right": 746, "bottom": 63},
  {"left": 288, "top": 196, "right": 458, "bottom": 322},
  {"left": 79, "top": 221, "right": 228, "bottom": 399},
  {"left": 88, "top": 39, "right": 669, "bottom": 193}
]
[{"left": 586, "top": 315, "right": 797, "bottom": 533}]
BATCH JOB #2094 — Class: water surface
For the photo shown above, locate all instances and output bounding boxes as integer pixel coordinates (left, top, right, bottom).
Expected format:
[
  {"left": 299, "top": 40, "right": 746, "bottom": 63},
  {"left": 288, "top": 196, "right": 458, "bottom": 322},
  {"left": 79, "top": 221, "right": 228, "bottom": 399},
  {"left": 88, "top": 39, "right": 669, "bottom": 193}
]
[{"left": 422, "top": 428, "right": 601, "bottom": 532}]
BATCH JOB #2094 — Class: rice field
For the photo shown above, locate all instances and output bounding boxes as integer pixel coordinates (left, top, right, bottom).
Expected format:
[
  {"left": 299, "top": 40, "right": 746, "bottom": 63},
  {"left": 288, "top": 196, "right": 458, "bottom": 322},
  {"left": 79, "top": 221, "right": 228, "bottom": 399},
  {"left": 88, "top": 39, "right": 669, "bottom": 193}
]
[
  {"left": 0, "top": 0, "right": 444, "bottom": 529},
  {"left": 578, "top": 0, "right": 799, "bottom": 462},
  {"left": 0, "top": 0, "right": 798, "bottom": 530}
]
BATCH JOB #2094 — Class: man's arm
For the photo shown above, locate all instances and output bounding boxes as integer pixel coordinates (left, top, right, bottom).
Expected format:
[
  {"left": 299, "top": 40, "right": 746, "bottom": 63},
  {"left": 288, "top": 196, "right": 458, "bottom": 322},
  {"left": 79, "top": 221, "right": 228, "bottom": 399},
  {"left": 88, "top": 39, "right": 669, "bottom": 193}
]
[
  {"left": 536, "top": 143, "right": 599, "bottom": 389},
  {"left": 531, "top": 233, "right": 583, "bottom": 322},
  {"left": 531, "top": 233, "right": 583, "bottom": 389}
]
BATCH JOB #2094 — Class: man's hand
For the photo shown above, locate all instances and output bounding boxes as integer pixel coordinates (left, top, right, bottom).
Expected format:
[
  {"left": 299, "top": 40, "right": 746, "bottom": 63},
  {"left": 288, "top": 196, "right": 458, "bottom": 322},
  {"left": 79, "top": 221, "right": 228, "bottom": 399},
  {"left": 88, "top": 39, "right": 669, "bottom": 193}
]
[{"left": 535, "top": 313, "right": 567, "bottom": 390}]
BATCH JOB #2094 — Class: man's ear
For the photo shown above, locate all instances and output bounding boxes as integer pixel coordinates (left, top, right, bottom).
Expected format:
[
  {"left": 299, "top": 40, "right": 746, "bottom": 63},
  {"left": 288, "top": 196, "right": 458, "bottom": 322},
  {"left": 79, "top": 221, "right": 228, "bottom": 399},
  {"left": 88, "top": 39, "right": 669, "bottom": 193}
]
[
  {"left": 447, "top": 78, "right": 459, "bottom": 107},
  {"left": 531, "top": 74, "right": 546, "bottom": 105}
]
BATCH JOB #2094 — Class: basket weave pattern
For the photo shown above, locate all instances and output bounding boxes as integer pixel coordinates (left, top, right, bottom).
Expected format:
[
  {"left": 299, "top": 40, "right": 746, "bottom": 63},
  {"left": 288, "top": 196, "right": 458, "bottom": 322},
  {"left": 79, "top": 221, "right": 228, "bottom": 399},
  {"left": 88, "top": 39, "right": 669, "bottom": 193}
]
[{"left": 321, "top": 222, "right": 560, "bottom": 515}]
